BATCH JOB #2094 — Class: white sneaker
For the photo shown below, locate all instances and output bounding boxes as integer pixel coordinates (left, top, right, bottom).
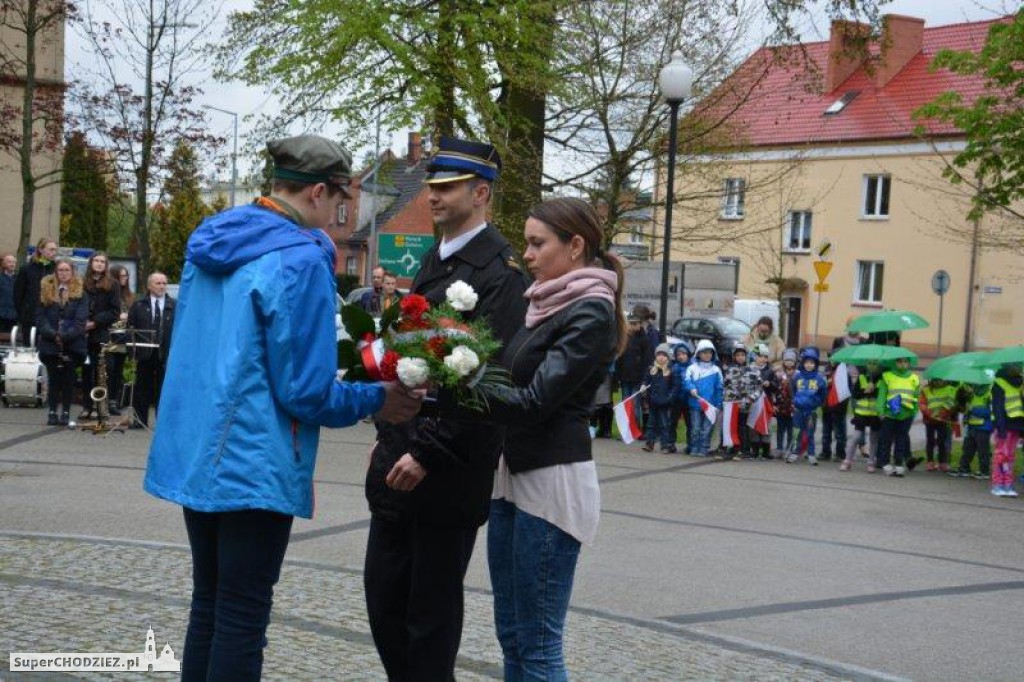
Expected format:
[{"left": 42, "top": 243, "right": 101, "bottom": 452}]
[
  {"left": 894, "top": 466, "right": 906, "bottom": 477},
  {"left": 786, "top": 453, "right": 798, "bottom": 464},
  {"left": 1004, "top": 487, "right": 1019, "bottom": 498},
  {"left": 991, "top": 487, "right": 1007, "bottom": 497},
  {"left": 808, "top": 455, "right": 818, "bottom": 466},
  {"left": 883, "top": 464, "right": 895, "bottom": 476}
]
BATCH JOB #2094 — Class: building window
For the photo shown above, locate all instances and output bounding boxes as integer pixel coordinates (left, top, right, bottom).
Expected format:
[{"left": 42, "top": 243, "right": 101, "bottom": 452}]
[
  {"left": 721, "top": 178, "right": 745, "bottom": 219},
  {"left": 337, "top": 203, "right": 349, "bottom": 225},
  {"left": 629, "top": 225, "right": 644, "bottom": 244},
  {"left": 785, "top": 211, "right": 812, "bottom": 253},
  {"left": 345, "top": 256, "right": 358, "bottom": 276},
  {"left": 862, "top": 175, "right": 890, "bottom": 218},
  {"left": 856, "top": 260, "right": 884, "bottom": 303}
]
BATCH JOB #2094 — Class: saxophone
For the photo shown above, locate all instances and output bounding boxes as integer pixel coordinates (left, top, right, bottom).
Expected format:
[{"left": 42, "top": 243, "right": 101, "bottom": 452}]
[{"left": 89, "top": 342, "right": 110, "bottom": 423}]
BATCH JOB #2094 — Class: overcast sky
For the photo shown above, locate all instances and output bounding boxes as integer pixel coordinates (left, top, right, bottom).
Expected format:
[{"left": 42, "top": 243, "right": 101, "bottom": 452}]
[{"left": 64, "top": 0, "right": 1009, "bottom": 185}]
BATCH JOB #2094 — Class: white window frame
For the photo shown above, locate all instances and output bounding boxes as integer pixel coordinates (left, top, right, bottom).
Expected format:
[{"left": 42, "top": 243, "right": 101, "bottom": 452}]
[
  {"left": 862, "top": 174, "right": 891, "bottom": 219},
  {"left": 345, "top": 256, "right": 359, "bottom": 276},
  {"left": 337, "top": 203, "right": 349, "bottom": 225},
  {"left": 784, "top": 210, "right": 812, "bottom": 253},
  {"left": 855, "top": 260, "right": 884, "bottom": 304},
  {"left": 629, "top": 224, "right": 644, "bottom": 245},
  {"left": 721, "top": 178, "right": 746, "bottom": 219}
]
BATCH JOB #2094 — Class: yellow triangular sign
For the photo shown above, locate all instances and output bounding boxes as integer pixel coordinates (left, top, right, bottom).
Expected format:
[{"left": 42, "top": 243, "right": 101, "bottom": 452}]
[{"left": 813, "top": 260, "right": 833, "bottom": 284}]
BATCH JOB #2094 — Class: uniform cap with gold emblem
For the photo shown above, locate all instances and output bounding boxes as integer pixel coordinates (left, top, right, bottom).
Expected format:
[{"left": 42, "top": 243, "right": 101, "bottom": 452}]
[
  {"left": 424, "top": 136, "right": 502, "bottom": 185},
  {"left": 268, "top": 134, "right": 353, "bottom": 196}
]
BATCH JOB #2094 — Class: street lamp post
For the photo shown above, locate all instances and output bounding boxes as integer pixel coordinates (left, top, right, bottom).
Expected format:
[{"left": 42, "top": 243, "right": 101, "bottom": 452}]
[
  {"left": 203, "top": 105, "right": 239, "bottom": 207},
  {"left": 657, "top": 51, "right": 693, "bottom": 337}
]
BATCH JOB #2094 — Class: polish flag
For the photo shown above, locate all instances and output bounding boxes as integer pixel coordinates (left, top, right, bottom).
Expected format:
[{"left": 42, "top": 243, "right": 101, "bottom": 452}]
[
  {"left": 721, "top": 401, "right": 741, "bottom": 448},
  {"left": 747, "top": 394, "right": 774, "bottom": 436},
  {"left": 614, "top": 390, "right": 645, "bottom": 444},
  {"left": 827, "top": 363, "right": 852, "bottom": 407},
  {"left": 698, "top": 398, "right": 718, "bottom": 425}
]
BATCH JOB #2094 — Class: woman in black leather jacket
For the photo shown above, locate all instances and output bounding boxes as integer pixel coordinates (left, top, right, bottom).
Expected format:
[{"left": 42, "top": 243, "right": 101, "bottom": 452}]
[
  {"left": 36, "top": 259, "right": 89, "bottom": 425},
  {"left": 480, "top": 197, "right": 625, "bottom": 680},
  {"left": 80, "top": 252, "right": 121, "bottom": 419}
]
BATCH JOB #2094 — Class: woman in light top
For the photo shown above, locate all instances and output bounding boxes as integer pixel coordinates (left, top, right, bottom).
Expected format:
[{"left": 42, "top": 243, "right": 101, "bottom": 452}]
[{"left": 479, "top": 197, "right": 624, "bottom": 680}]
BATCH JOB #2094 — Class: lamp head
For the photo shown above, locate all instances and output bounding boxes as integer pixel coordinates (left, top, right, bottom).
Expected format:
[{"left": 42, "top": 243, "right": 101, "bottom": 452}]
[{"left": 659, "top": 51, "right": 693, "bottom": 103}]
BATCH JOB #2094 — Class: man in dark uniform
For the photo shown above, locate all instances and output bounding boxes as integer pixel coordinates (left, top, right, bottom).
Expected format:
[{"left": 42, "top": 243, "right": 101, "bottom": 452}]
[
  {"left": 127, "top": 271, "right": 175, "bottom": 428},
  {"left": 364, "top": 136, "right": 530, "bottom": 681}
]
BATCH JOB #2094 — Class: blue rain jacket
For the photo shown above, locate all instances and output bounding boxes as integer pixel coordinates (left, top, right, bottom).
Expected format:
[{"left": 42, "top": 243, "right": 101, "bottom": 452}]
[{"left": 144, "top": 204, "right": 385, "bottom": 518}]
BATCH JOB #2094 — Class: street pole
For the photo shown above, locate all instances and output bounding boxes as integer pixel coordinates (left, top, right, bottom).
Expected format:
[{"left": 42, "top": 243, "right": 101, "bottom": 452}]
[
  {"left": 813, "top": 288, "right": 822, "bottom": 348},
  {"left": 937, "top": 290, "right": 944, "bottom": 358},
  {"left": 365, "top": 104, "right": 382, "bottom": 285},
  {"left": 659, "top": 99, "right": 680, "bottom": 338}
]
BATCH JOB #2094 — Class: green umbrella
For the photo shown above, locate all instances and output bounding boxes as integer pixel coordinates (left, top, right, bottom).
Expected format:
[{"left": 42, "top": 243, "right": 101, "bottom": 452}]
[
  {"left": 925, "top": 351, "right": 990, "bottom": 376},
  {"left": 924, "top": 363, "right": 995, "bottom": 385},
  {"left": 983, "top": 345, "right": 1024, "bottom": 367},
  {"left": 829, "top": 343, "right": 918, "bottom": 366},
  {"left": 847, "top": 310, "right": 930, "bottom": 334}
]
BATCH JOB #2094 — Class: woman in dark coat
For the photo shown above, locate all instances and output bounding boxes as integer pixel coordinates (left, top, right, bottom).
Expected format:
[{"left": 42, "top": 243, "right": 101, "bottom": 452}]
[
  {"left": 80, "top": 252, "right": 122, "bottom": 419},
  {"left": 36, "top": 259, "right": 88, "bottom": 425},
  {"left": 13, "top": 237, "right": 57, "bottom": 344}
]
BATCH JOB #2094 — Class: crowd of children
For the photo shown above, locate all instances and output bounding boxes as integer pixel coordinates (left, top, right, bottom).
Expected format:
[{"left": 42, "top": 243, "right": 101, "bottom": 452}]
[{"left": 613, "top": 338, "right": 1024, "bottom": 499}]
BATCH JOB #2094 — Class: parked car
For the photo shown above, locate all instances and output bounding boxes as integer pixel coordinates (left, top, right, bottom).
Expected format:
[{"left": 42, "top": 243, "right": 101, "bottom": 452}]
[{"left": 667, "top": 316, "right": 751, "bottom": 361}]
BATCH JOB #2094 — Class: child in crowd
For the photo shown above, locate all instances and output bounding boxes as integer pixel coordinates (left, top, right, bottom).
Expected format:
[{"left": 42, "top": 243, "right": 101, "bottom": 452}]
[
  {"left": 723, "top": 344, "right": 762, "bottom": 459},
  {"left": 749, "top": 344, "right": 777, "bottom": 460},
  {"left": 990, "top": 365, "right": 1023, "bottom": 497},
  {"left": 670, "top": 342, "right": 693, "bottom": 453},
  {"left": 684, "top": 339, "right": 723, "bottom": 457},
  {"left": 788, "top": 347, "right": 827, "bottom": 464},
  {"left": 920, "top": 378, "right": 957, "bottom": 472},
  {"left": 773, "top": 349, "right": 798, "bottom": 458},
  {"left": 643, "top": 344, "right": 677, "bottom": 453},
  {"left": 876, "top": 357, "right": 921, "bottom": 477},
  {"left": 842, "top": 360, "right": 883, "bottom": 472},
  {"left": 821, "top": 359, "right": 850, "bottom": 462},
  {"left": 951, "top": 382, "right": 993, "bottom": 479}
]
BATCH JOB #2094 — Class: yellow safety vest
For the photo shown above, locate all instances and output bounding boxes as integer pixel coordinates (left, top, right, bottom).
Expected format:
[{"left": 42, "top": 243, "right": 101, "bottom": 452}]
[
  {"left": 854, "top": 374, "right": 879, "bottom": 417},
  {"left": 923, "top": 385, "right": 956, "bottom": 416},
  {"left": 967, "top": 390, "right": 992, "bottom": 426},
  {"left": 994, "top": 377, "right": 1024, "bottom": 419},
  {"left": 883, "top": 371, "right": 920, "bottom": 411}
]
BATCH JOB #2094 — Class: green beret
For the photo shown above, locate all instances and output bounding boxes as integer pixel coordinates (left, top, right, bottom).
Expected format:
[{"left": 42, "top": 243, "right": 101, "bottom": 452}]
[{"left": 268, "top": 135, "right": 352, "bottom": 189}]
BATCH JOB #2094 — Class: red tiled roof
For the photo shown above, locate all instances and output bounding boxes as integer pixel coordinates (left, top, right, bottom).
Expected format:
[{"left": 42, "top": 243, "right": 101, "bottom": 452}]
[{"left": 692, "top": 17, "right": 1008, "bottom": 148}]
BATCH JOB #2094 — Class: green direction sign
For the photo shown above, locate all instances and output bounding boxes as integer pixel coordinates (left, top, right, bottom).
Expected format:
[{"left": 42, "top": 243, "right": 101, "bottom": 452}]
[{"left": 377, "top": 233, "right": 435, "bottom": 278}]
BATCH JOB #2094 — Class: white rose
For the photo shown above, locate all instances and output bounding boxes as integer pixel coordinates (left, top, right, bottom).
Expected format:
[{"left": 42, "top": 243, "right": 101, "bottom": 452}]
[
  {"left": 443, "top": 345, "right": 480, "bottom": 378},
  {"left": 445, "top": 280, "right": 479, "bottom": 312},
  {"left": 396, "top": 357, "right": 430, "bottom": 387}
]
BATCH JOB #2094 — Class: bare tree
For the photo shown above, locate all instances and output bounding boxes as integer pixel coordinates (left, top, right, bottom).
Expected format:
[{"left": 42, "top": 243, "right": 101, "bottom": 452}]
[
  {"left": 0, "top": 0, "right": 74, "bottom": 257},
  {"left": 71, "top": 0, "right": 221, "bottom": 270}
]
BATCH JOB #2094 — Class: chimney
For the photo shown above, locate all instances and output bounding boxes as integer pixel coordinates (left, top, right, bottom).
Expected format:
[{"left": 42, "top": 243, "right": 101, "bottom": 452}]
[
  {"left": 826, "top": 19, "right": 871, "bottom": 92},
  {"left": 872, "top": 15, "right": 924, "bottom": 88},
  {"left": 408, "top": 132, "right": 422, "bottom": 164}
]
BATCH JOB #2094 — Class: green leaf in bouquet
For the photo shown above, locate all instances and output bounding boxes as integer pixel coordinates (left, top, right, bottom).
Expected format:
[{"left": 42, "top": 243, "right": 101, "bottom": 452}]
[
  {"left": 378, "top": 299, "right": 402, "bottom": 334},
  {"left": 341, "top": 304, "right": 376, "bottom": 341},
  {"left": 337, "top": 339, "right": 358, "bottom": 370}
]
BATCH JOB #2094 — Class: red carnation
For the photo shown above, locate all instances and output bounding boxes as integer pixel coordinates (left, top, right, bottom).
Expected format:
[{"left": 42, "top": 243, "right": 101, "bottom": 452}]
[
  {"left": 426, "top": 336, "right": 448, "bottom": 359},
  {"left": 400, "top": 294, "right": 430, "bottom": 320},
  {"left": 379, "top": 350, "right": 401, "bottom": 381}
]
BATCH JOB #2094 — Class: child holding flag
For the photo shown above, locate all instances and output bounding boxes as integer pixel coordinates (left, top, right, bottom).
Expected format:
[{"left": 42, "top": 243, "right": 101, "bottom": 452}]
[
  {"left": 642, "top": 344, "right": 677, "bottom": 453},
  {"left": 748, "top": 344, "right": 777, "bottom": 460},
  {"left": 842, "top": 360, "right": 883, "bottom": 472},
  {"left": 821, "top": 359, "right": 852, "bottom": 462},
  {"left": 670, "top": 342, "right": 693, "bottom": 453},
  {"left": 787, "top": 347, "right": 828, "bottom": 464},
  {"left": 722, "top": 344, "right": 762, "bottom": 459},
  {"left": 684, "top": 339, "right": 723, "bottom": 457}
]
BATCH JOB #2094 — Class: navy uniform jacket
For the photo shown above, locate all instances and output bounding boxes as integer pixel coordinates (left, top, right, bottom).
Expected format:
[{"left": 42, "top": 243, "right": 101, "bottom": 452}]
[{"left": 366, "top": 225, "right": 530, "bottom": 528}]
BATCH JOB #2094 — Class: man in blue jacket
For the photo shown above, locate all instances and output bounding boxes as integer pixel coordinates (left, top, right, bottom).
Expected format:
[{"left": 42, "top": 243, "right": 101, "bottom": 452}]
[{"left": 144, "top": 134, "right": 423, "bottom": 681}]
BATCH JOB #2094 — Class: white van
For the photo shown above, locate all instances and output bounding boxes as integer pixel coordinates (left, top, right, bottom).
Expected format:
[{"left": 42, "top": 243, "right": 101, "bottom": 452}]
[{"left": 732, "top": 299, "right": 780, "bottom": 331}]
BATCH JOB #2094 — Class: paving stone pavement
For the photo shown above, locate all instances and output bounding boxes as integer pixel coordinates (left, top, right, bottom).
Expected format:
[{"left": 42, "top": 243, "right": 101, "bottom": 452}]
[{"left": 1, "top": 534, "right": 867, "bottom": 681}]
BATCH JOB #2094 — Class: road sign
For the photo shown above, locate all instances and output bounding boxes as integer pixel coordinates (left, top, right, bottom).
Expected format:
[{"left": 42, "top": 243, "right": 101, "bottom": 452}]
[
  {"left": 377, "top": 233, "right": 435, "bottom": 277},
  {"left": 815, "top": 239, "right": 833, "bottom": 260},
  {"left": 931, "top": 269, "right": 950, "bottom": 295},
  {"left": 813, "top": 282, "right": 830, "bottom": 293},
  {"left": 813, "top": 260, "right": 833, "bottom": 284}
]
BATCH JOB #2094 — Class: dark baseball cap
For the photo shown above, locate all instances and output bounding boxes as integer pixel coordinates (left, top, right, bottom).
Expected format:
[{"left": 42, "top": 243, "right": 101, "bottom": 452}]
[{"left": 268, "top": 135, "right": 352, "bottom": 195}]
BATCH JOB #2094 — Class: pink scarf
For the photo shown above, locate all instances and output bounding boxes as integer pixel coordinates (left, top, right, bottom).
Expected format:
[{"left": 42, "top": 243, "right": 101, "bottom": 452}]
[{"left": 524, "top": 267, "right": 618, "bottom": 328}]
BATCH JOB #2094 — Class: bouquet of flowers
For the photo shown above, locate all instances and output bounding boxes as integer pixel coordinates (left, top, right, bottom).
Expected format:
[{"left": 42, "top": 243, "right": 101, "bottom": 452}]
[{"left": 337, "top": 280, "right": 509, "bottom": 408}]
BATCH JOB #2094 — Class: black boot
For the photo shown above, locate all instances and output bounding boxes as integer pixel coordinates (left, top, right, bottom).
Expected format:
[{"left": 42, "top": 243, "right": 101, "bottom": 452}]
[
  {"left": 47, "top": 411, "right": 58, "bottom": 426},
  {"left": 59, "top": 411, "right": 70, "bottom": 426}
]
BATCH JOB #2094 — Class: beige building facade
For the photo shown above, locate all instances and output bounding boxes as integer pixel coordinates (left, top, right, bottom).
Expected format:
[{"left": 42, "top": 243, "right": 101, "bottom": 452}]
[
  {"left": 668, "top": 141, "right": 1022, "bottom": 354},
  {"left": 0, "top": 7, "right": 65, "bottom": 258}
]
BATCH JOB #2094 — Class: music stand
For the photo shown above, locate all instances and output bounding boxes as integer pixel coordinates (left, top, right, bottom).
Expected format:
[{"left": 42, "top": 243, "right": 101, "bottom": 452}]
[{"left": 108, "top": 328, "right": 158, "bottom": 434}]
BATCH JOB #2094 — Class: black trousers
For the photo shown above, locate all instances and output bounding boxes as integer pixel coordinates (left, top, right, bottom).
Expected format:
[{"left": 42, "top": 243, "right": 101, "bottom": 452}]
[
  {"left": 132, "top": 357, "right": 165, "bottom": 426},
  {"left": 364, "top": 515, "right": 478, "bottom": 682}
]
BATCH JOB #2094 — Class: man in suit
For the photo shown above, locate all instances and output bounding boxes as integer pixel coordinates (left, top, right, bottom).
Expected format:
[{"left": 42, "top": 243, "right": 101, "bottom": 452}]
[
  {"left": 364, "top": 136, "right": 531, "bottom": 681},
  {"left": 127, "top": 271, "right": 174, "bottom": 427}
]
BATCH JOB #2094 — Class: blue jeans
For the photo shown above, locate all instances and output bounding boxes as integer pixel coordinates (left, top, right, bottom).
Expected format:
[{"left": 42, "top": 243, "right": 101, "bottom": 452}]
[
  {"left": 488, "top": 499, "right": 581, "bottom": 682},
  {"left": 822, "top": 408, "right": 848, "bottom": 456},
  {"left": 793, "top": 409, "right": 818, "bottom": 456},
  {"left": 182, "top": 507, "right": 293, "bottom": 682},
  {"left": 775, "top": 414, "right": 793, "bottom": 451},
  {"left": 645, "top": 405, "right": 673, "bottom": 449},
  {"left": 688, "top": 407, "right": 713, "bottom": 454}
]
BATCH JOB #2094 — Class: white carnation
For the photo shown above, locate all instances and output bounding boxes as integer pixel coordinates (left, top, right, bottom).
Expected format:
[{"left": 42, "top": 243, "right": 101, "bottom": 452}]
[
  {"left": 445, "top": 280, "right": 479, "bottom": 312},
  {"left": 443, "top": 345, "right": 480, "bottom": 377},
  {"left": 396, "top": 357, "right": 430, "bottom": 387}
]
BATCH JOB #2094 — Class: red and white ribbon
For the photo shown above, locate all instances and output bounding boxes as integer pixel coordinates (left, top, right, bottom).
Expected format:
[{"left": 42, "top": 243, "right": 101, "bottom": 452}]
[{"left": 358, "top": 334, "right": 386, "bottom": 380}]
